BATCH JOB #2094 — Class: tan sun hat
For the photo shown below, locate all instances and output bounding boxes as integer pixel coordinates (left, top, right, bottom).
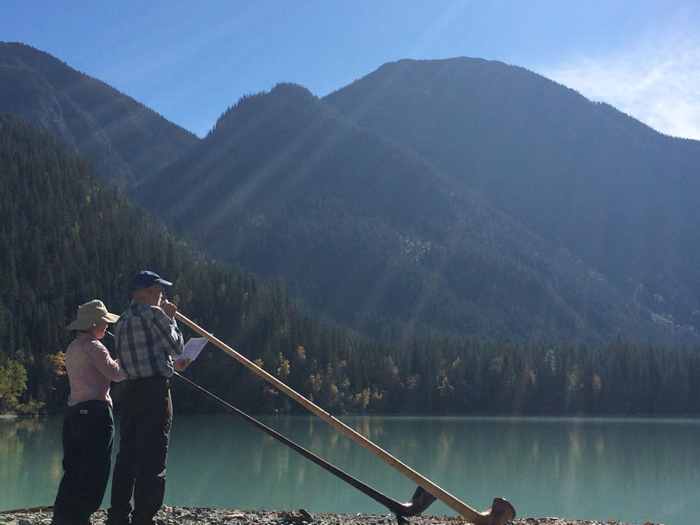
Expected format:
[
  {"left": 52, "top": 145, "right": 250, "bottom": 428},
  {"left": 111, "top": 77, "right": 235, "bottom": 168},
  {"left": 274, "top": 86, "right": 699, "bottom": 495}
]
[{"left": 67, "top": 299, "right": 120, "bottom": 331}]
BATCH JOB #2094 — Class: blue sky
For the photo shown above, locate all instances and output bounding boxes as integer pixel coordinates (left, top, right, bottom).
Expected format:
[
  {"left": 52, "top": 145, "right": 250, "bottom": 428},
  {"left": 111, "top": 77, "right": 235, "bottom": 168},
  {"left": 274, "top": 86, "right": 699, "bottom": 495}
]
[{"left": 2, "top": 0, "right": 699, "bottom": 139}]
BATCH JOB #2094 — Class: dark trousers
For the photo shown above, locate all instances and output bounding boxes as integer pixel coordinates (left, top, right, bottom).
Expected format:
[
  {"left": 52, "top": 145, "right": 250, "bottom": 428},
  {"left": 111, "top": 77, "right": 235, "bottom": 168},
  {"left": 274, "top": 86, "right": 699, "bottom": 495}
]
[
  {"left": 108, "top": 376, "right": 172, "bottom": 525},
  {"left": 53, "top": 400, "right": 114, "bottom": 525}
]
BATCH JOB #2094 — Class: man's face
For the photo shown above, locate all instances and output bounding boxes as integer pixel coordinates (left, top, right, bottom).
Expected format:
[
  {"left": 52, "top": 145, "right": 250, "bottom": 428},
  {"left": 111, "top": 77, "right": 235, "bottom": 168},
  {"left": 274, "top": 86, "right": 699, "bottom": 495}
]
[{"left": 147, "top": 283, "right": 164, "bottom": 307}]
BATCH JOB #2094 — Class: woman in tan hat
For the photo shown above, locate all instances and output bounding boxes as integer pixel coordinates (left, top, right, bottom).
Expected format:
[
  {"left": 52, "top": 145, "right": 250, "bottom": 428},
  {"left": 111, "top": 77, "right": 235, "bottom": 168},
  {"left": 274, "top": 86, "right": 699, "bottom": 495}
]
[{"left": 52, "top": 300, "right": 126, "bottom": 525}]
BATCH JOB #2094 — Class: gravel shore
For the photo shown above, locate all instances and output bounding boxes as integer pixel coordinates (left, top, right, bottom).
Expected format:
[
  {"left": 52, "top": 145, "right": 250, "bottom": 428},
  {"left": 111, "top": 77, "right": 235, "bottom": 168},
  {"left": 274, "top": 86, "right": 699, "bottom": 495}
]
[{"left": 0, "top": 507, "right": 662, "bottom": 525}]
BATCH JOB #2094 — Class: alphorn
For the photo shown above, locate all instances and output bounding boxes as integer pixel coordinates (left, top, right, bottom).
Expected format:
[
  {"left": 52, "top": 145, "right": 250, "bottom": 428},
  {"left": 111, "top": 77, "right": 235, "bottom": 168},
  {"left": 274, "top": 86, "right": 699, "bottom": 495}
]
[{"left": 175, "top": 311, "right": 515, "bottom": 525}]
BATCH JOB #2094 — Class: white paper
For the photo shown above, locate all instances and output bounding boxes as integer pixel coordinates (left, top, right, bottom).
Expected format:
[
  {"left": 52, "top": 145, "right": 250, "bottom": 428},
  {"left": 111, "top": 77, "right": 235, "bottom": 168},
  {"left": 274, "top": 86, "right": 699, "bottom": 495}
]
[{"left": 178, "top": 336, "right": 209, "bottom": 362}]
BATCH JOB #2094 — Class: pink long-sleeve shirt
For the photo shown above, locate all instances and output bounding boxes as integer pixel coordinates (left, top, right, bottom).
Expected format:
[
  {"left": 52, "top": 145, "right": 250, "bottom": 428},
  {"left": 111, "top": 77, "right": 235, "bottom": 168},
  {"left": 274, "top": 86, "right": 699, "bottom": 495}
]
[{"left": 66, "top": 332, "right": 125, "bottom": 407}]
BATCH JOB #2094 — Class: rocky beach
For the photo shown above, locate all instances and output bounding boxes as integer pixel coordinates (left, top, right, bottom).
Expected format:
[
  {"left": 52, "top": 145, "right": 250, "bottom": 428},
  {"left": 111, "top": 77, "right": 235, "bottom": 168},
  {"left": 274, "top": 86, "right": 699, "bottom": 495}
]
[{"left": 0, "top": 507, "right": 661, "bottom": 525}]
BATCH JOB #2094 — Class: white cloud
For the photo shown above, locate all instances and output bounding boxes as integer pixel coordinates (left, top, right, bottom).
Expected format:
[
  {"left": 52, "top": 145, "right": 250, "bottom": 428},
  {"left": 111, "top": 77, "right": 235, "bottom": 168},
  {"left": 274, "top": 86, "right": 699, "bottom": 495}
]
[{"left": 540, "top": 37, "right": 700, "bottom": 141}]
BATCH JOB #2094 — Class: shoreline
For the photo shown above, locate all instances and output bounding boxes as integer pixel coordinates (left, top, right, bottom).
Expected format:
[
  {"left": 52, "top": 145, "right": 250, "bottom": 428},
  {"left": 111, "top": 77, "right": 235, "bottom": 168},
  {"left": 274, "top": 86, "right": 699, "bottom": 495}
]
[{"left": 0, "top": 507, "right": 662, "bottom": 525}]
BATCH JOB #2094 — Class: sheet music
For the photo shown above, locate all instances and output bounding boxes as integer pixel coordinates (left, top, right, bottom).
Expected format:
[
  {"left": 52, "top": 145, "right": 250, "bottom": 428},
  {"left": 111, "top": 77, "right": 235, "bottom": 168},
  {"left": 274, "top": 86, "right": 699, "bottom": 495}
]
[{"left": 178, "top": 336, "right": 209, "bottom": 362}]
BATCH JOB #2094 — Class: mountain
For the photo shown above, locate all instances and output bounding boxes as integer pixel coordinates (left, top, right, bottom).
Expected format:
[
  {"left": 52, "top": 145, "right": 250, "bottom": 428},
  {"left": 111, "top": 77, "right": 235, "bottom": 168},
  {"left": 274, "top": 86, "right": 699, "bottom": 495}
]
[
  {"left": 2, "top": 46, "right": 693, "bottom": 344},
  {"left": 136, "top": 83, "right": 668, "bottom": 343},
  {"left": 0, "top": 42, "right": 198, "bottom": 187},
  {"left": 3, "top": 65, "right": 700, "bottom": 416},
  {"left": 324, "top": 57, "right": 700, "bottom": 332}
]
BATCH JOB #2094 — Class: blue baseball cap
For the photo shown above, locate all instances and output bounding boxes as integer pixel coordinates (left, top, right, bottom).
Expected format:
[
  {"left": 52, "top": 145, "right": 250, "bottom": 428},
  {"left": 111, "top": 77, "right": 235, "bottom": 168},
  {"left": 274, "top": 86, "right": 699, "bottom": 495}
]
[{"left": 131, "top": 270, "right": 173, "bottom": 291}]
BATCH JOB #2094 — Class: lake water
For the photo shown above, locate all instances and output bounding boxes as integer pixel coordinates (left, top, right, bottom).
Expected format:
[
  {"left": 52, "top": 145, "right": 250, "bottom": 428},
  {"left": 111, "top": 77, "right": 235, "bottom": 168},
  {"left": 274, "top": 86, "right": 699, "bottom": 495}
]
[{"left": 1, "top": 414, "right": 698, "bottom": 524}]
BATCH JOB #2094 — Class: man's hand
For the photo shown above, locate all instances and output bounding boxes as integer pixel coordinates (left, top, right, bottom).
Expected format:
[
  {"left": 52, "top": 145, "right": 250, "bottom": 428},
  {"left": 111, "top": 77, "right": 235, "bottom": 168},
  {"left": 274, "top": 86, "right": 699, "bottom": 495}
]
[
  {"left": 161, "top": 299, "right": 178, "bottom": 318},
  {"left": 173, "top": 358, "right": 191, "bottom": 372}
]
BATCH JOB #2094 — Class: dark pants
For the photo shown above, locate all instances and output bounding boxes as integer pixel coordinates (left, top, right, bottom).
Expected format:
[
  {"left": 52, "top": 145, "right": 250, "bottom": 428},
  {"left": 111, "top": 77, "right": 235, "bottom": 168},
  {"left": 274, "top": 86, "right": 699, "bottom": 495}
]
[
  {"left": 53, "top": 400, "right": 114, "bottom": 525},
  {"left": 108, "top": 376, "right": 172, "bottom": 525}
]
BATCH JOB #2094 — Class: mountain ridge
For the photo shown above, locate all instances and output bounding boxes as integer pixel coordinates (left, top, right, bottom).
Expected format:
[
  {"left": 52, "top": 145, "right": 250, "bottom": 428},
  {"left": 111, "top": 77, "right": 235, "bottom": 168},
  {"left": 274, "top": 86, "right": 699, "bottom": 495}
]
[{"left": 0, "top": 42, "right": 199, "bottom": 187}]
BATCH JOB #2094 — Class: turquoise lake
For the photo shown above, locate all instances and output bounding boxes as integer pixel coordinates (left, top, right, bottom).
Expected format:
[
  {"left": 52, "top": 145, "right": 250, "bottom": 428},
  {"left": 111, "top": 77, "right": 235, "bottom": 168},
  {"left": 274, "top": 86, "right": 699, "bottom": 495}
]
[{"left": 1, "top": 415, "right": 698, "bottom": 524}]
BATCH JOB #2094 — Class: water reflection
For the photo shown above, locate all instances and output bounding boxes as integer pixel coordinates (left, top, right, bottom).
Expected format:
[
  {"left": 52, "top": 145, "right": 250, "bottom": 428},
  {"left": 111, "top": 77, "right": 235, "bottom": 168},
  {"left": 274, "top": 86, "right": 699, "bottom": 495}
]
[
  {"left": 0, "top": 417, "right": 63, "bottom": 510},
  {"left": 2, "top": 415, "right": 700, "bottom": 525}
]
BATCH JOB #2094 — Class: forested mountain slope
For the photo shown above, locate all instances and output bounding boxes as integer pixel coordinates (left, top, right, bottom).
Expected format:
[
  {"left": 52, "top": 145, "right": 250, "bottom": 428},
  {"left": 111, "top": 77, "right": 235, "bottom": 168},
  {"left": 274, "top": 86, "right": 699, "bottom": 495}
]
[
  {"left": 2, "top": 104, "right": 700, "bottom": 417},
  {"left": 3, "top": 46, "right": 692, "bottom": 344},
  {"left": 0, "top": 42, "right": 198, "bottom": 187},
  {"left": 136, "top": 83, "right": 669, "bottom": 343},
  {"left": 325, "top": 57, "right": 700, "bottom": 332},
  {"left": 0, "top": 113, "right": 341, "bottom": 414}
]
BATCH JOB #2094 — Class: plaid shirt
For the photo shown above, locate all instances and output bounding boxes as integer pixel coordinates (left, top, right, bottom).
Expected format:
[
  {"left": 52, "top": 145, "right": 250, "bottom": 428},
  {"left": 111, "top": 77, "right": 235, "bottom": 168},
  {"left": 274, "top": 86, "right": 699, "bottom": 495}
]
[{"left": 114, "top": 298, "right": 184, "bottom": 379}]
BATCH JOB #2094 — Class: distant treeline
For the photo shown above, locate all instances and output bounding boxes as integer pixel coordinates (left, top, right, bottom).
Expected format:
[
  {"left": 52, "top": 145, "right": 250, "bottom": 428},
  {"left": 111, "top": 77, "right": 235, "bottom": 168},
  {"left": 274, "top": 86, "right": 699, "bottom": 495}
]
[
  {"left": 1, "top": 114, "right": 698, "bottom": 417},
  {"left": 179, "top": 315, "right": 700, "bottom": 416}
]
